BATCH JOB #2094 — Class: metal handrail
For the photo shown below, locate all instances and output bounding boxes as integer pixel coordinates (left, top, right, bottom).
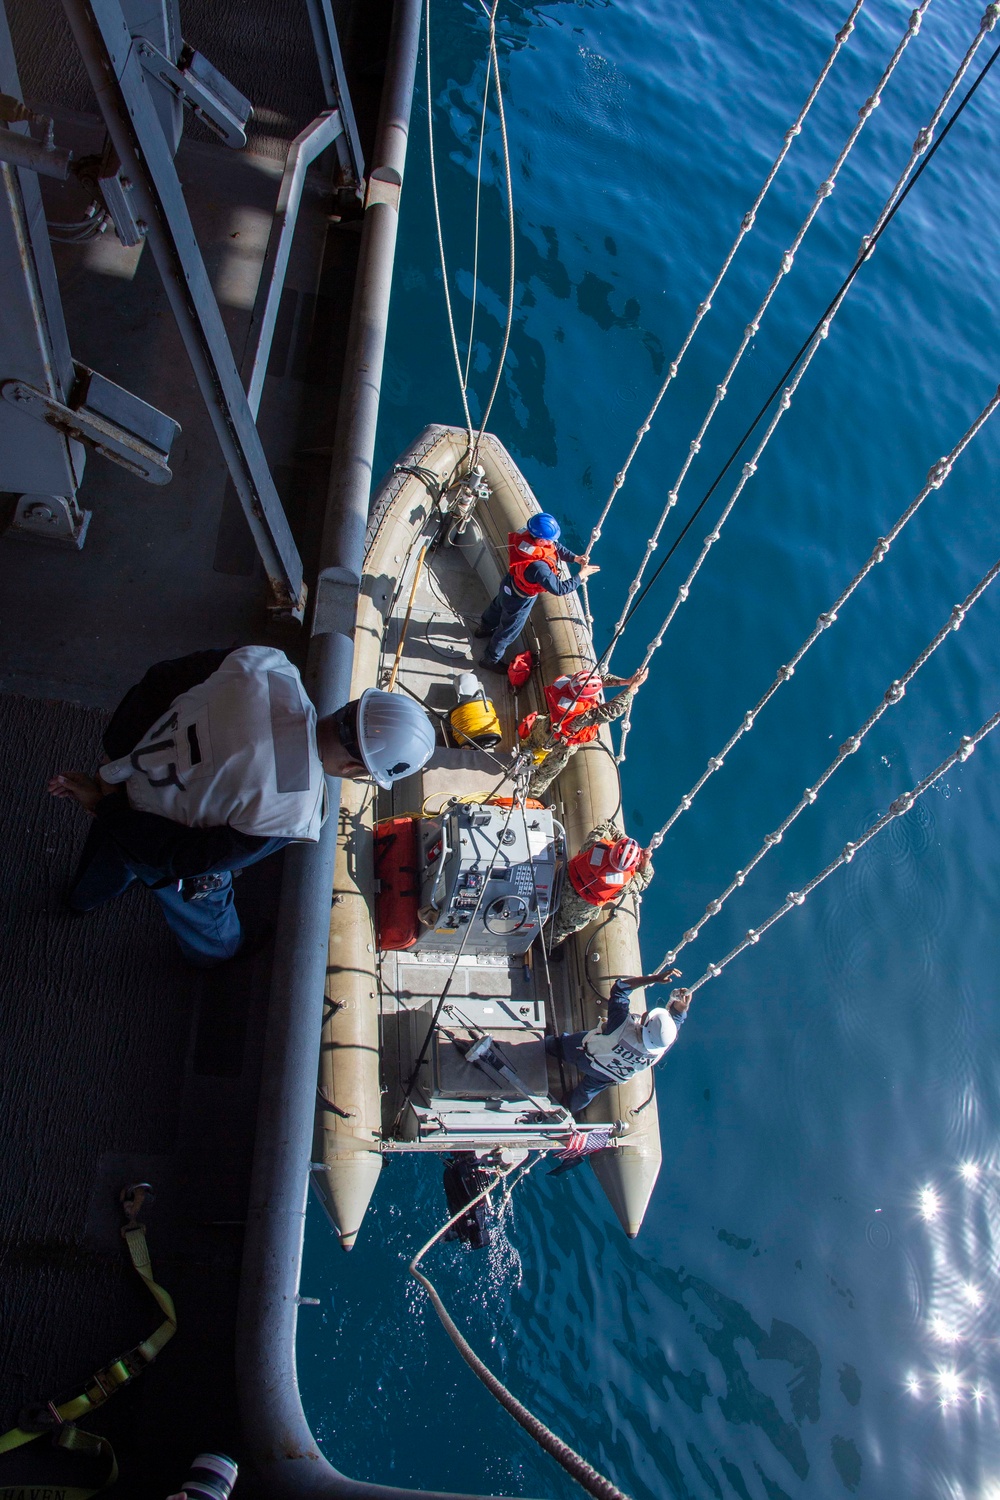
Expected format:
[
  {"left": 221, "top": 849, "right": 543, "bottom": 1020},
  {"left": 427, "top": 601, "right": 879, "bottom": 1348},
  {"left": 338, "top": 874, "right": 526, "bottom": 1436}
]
[{"left": 243, "top": 108, "right": 346, "bottom": 419}]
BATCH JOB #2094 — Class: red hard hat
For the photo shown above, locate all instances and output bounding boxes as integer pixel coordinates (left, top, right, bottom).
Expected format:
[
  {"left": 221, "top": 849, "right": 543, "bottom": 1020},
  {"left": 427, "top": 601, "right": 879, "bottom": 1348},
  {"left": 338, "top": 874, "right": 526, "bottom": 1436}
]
[{"left": 610, "top": 836, "right": 642, "bottom": 872}]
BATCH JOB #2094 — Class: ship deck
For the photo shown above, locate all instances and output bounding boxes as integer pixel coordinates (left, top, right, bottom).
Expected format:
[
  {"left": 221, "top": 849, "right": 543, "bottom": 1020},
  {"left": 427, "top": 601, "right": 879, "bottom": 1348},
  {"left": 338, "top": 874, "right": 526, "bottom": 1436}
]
[{"left": 0, "top": 0, "right": 389, "bottom": 1490}]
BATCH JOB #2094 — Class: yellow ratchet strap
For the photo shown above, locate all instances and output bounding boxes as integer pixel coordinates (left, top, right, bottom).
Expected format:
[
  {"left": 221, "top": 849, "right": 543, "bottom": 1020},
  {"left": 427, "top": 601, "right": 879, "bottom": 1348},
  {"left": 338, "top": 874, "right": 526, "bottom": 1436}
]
[{"left": 0, "top": 1184, "right": 177, "bottom": 1499}]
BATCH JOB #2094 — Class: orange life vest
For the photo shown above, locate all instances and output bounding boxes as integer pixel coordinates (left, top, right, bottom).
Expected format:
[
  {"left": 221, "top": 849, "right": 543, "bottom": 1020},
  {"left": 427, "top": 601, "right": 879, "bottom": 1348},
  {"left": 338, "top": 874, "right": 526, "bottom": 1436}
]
[
  {"left": 566, "top": 840, "right": 634, "bottom": 906},
  {"left": 543, "top": 676, "right": 600, "bottom": 746},
  {"left": 507, "top": 530, "right": 559, "bottom": 596}
]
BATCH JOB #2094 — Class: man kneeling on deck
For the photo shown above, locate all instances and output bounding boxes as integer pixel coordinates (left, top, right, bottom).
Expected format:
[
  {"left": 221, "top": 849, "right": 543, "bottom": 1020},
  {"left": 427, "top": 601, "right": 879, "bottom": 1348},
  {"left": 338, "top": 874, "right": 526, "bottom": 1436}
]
[
  {"left": 518, "top": 665, "right": 647, "bottom": 800},
  {"left": 48, "top": 647, "right": 435, "bottom": 968},
  {"left": 546, "top": 971, "right": 686, "bottom": 1115},
  {"left": 549, "top": 819, "right": 653, "bottom": 947}
]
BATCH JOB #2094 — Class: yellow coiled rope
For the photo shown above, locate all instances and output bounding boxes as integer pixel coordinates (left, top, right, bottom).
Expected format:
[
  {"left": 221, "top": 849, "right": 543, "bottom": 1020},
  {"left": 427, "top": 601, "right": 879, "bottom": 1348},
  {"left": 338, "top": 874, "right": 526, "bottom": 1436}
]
[{"left": 449, "top": 698, "right": 501, "bottom": 747}]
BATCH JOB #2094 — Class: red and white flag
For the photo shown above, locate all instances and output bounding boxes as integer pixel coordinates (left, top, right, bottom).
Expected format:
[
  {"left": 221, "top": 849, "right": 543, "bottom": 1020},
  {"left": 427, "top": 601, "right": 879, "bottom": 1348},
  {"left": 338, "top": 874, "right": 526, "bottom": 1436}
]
[{"left": 553, "top": 1126, "right": 617, "bottom": 1170}]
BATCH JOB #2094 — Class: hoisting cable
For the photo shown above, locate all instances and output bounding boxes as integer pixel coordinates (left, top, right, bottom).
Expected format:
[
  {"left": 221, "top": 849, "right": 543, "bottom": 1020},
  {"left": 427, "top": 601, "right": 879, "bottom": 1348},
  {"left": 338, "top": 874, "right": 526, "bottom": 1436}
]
[
  {"left": 471, "top": 0, "right": 517, "bottom": 460},
  {"left": 601, "top": 0, "right": 933, "bottom": 664},
  {"left": 426, "top": 0, "right": 474, "bottom": 447},
  {"left": 646, "top": 383, "right": 1000, "bottom": 851},
  {"left": 656, "top": 551, "right": 1000, "bottom": 970},
  {"left": 409, "top": 1163, "right": 632, "bottom": 1500},
  {"left": 426, "top": 0, "right": 516, "bottom": 460},
  {"left": 461, "top": 3, "right": 496, "bottom": 394},
  {"left": 612, "top": 8, "right": 1000, "bottom": 763},
  {"left": 579, "top": 0, "right": 866, "bottom": 622},
  {"left": 665, "top": 707, "right": 1000, "bottom": 1000}
]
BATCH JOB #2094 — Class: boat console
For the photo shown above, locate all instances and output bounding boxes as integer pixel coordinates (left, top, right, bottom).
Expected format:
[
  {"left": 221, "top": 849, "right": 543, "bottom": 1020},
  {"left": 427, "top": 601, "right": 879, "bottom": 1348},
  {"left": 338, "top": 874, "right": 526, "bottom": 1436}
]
[{"left": 416, "top": 801, "right": 564, "bottom": 955}]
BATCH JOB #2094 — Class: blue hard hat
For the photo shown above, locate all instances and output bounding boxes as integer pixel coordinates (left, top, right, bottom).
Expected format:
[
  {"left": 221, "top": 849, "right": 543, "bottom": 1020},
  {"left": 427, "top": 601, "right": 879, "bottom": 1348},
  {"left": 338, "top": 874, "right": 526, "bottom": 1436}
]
[{"left": 527, "top": 512, "right": 560, "bottom": 541}]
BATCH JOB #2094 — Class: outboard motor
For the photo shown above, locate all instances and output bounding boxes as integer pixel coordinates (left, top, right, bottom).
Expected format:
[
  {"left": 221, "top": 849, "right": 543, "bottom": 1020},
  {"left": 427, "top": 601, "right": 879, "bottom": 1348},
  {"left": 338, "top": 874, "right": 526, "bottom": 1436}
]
[{"left": 442, "top": 1153, "right": 493, "bottom": 1250}]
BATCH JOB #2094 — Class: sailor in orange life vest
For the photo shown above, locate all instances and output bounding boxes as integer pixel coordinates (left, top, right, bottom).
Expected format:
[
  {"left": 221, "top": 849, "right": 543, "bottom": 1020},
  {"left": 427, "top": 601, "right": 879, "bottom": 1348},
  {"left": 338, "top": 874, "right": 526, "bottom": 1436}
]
[
  {"left": 475, "top": 512, "right": 599, "bottom": 673},
  {"left": 550, "top": 820, "right": 653, "bottom": 947},
  {"left": 518, "top": 666, "right": 648, "bottom": 799},
  {"left": 545, "top": 971, "right": 686, "bottom": 1115}
]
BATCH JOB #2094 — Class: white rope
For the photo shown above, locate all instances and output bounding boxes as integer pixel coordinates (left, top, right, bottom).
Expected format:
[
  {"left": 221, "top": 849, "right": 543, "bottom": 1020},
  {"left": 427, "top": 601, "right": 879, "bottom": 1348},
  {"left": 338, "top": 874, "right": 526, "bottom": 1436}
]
[
  {"left": 615, "top": 2, "right": 1000, "bottom": 764},
  {"left": 604, "top": 0, "right": 932, "bottom": 662},
  {"left": 646, "top": 384, "right": 1000, "bottom": 851},
  {"left": 426, "top": 0, "right": 474, "bottom": 446},
  {"left": 657, "top": 552, "right": 1000, "bottom": 971},
  {"left": 580, "top": 0, "right": 866, "bottom": 588},
  {"left": 473, "top": 0, "right": 516, "bottom": 458},
  {"left": 668, "top": 706, "right": 1000, "bottom": 999}
]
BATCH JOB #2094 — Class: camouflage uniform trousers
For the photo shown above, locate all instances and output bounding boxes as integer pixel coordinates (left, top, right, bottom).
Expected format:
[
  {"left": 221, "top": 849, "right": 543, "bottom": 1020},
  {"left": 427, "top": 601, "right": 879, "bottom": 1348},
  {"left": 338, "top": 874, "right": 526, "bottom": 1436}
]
[
  {"left": 549, "top": 885, "right": 607, "bottom": 947},
  {"left": 526, "top": 741, "right": 572, "bottom": 800}
]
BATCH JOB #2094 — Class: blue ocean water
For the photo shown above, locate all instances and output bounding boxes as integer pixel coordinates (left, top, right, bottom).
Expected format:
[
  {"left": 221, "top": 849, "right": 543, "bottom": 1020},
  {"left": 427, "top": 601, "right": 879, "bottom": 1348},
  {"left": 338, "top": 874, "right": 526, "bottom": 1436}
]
[{"left": 299, "top": 3, "right": 1000, "bottom": 1496}]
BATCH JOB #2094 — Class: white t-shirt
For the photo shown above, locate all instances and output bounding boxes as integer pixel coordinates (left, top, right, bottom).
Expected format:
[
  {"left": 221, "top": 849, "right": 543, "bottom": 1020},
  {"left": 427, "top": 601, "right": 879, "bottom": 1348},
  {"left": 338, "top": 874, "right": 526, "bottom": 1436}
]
[{"left": 100, "top": 646, "right": 326, "bottom": 841}]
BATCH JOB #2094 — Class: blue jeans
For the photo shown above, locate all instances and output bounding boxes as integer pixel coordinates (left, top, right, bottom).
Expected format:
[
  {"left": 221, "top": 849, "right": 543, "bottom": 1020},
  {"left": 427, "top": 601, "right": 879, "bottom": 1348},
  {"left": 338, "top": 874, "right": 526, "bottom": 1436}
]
[
  {"left": 480, "top": 576, "right": 535, "bottom": 663},
  {"left": 68, "top": 823, "right": 280, "bottom": 968},
  {"left": 545, "top": 1032, "right": 610, "bottom": 1115}
]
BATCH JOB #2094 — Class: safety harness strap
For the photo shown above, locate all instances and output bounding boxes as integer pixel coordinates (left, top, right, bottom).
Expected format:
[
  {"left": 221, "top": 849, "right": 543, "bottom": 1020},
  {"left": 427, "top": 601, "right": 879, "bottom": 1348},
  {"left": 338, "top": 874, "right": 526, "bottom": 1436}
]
[{"left": 0, "top": 1185, "right": 176, "bottom": 1498}]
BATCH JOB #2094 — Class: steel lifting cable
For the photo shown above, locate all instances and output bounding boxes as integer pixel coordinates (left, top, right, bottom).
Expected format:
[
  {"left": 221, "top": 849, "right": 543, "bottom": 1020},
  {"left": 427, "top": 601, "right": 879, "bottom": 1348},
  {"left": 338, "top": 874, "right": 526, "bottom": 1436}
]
[
  {"left": 426, "top": 0, "right": 474, "bottom": 446},
  {"left": 647, "top": 384, "right": 1000, "bottom": 852},
  {"left": 602, "top": 0, "right": 932, "bottom": 665},
  {"left": 472, "top": 0, "right": 517, "bottom": 459},
  {"left": 426, "top": 0, "right": 516, "bottom": 458},
  {"left": 656, "top": 552, "right": 1000, "bottom": 971},
  {"left": 615, "top": 1, "right": 1000, "bottom": 765},
  {"left": 667, "top": 707, "right": 1000, "bottom": 1000},
  {"left": 462, "top": 3, "right": 496, "bottom": 394},
  {"left": 579, "top": 0, "right": 866, "bottom": 620},
  {"left": 409, "top": 1161, "right": 632, "bottom": 1500}
]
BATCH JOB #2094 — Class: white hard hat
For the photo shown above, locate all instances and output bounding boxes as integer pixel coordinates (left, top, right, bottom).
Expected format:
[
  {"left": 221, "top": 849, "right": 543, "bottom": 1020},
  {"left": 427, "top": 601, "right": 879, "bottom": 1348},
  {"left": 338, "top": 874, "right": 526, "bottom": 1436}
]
[
  {"left": 641, "top": 1008, "right": 678, "bottom": 1053},
  {"left": 355, "top": 688, "right": 436, "bottom": 789}
]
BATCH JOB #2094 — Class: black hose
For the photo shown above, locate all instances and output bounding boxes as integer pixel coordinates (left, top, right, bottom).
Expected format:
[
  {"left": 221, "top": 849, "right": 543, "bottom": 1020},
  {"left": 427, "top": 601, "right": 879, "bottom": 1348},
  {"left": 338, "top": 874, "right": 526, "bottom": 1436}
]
[{"left": 578, "top": 737, "right": 623, "bottom": 823}]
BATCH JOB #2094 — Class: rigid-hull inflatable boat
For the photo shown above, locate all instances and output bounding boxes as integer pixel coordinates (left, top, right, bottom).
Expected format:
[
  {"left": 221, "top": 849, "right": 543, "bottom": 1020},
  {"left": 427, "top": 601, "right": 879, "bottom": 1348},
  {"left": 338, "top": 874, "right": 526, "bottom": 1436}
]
[{"left": 312, "top": 426, "right": 662, "bottom": 1248}]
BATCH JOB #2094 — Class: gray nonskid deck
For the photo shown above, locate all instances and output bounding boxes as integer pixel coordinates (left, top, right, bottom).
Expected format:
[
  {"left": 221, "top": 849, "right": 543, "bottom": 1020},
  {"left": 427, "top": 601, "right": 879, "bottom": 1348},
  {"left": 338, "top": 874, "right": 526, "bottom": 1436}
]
[{"left": 374, "top": 519, "right": 579, "bottom": 1140}]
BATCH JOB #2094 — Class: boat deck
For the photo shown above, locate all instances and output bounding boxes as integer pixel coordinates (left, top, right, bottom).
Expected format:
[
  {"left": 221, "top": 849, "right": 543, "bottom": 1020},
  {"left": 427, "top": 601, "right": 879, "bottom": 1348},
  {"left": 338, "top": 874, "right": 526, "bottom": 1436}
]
[{"left": 374, "top": 516, "right": 571, "bottom": 1137}]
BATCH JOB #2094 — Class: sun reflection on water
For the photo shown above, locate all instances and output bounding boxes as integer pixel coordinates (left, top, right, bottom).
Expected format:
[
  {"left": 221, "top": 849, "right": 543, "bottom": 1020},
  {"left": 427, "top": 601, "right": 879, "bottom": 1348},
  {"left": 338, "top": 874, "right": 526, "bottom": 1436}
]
[{"left": 904, "top": 1158, "right": 1000, "bottom": 1429}]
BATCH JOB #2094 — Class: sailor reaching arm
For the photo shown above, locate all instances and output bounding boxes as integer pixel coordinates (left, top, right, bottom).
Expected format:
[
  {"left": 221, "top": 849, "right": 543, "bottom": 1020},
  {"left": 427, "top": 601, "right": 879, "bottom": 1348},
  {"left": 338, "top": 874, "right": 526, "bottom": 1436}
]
[
  {"left": 518, "top": 666, "right": 647, "bottom": 799},
  {"left": 545, "top": 971, "right": 687, "bottom": 1115},
  {"left": 48, "top": 646, "right": 435, "bottom": 967},
  {"left": 475, "top": 512, "right": 598, "bottom": 674}
]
